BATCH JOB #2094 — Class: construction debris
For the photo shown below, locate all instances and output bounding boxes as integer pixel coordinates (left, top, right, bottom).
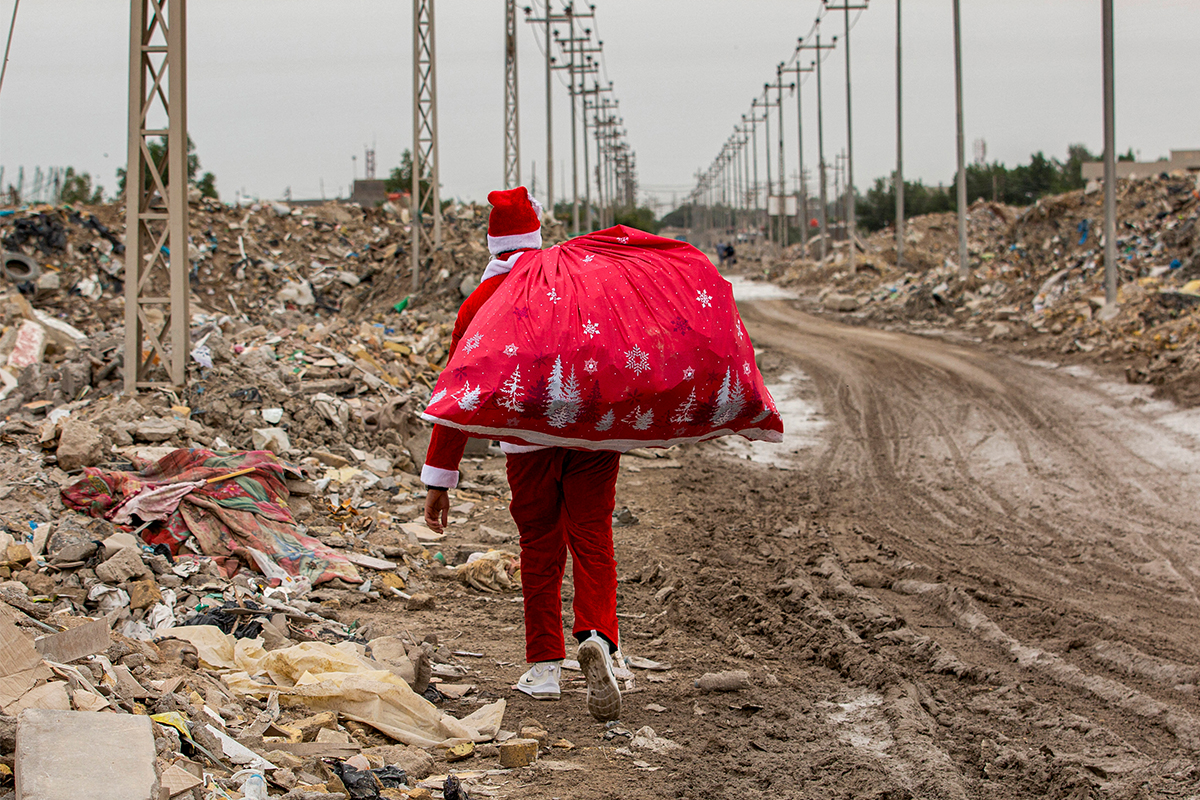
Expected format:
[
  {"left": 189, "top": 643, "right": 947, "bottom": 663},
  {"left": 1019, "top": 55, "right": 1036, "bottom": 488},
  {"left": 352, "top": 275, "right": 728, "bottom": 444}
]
[{"left": 767, "top": 172, "right": 1200, "bottom": 404}]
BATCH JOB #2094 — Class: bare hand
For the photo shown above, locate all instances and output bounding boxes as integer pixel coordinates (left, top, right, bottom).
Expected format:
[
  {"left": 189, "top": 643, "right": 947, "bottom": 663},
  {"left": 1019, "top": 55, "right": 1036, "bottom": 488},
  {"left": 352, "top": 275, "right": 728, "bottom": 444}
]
[{"left": 424, "top": 489, "right": 450, "bottom": 533}]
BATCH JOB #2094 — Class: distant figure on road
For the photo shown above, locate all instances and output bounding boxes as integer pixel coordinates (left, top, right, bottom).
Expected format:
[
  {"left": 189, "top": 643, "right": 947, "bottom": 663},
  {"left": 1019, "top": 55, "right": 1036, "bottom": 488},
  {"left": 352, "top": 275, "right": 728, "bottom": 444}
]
[{"left": 717, "top": 241, "right": 737, "bottom": 267}]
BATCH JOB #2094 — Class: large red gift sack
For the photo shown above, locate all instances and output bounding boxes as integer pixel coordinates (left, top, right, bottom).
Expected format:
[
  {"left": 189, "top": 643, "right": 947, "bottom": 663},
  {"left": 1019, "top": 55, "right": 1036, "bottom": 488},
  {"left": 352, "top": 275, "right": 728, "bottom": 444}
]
[{"left": 422, "top": 225, "right": 784, "bottom": 450}]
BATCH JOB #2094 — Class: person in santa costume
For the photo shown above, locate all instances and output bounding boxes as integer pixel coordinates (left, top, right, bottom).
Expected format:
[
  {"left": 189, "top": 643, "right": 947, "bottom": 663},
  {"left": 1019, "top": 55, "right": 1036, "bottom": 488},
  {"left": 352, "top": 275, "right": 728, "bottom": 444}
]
[{"left": 422, "top": 186, "right": 623, "bottom": 722}]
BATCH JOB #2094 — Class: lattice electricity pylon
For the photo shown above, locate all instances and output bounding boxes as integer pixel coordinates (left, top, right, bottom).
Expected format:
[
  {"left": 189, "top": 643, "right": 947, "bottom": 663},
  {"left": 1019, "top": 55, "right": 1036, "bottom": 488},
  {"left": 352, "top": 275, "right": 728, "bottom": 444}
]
[
  {"left": 503, "top": 0, "right": 520, "bottom": 189},
  {"left": 411, "top": 0, "right": 441, "bottom": 293},
  {"left": 124, "top": 0, "right": 189, "bottom": 392}
]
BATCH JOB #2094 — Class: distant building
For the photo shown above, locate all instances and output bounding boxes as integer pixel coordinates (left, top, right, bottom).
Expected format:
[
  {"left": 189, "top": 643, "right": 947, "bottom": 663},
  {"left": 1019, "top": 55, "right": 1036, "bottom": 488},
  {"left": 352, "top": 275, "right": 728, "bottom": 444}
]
[
  {"left": 1082, "top": 149, "right": 1200, "bottom": 180},
  {"left": 349, "top": 179, "right": 388, "bottom": 207}
]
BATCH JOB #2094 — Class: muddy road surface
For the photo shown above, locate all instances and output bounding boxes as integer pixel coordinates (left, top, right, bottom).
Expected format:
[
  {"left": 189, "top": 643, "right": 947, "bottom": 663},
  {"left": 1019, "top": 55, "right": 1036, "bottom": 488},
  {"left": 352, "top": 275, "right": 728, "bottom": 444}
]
[{"left": 395, "top": 292, "right": 1200, "bottom": 799}]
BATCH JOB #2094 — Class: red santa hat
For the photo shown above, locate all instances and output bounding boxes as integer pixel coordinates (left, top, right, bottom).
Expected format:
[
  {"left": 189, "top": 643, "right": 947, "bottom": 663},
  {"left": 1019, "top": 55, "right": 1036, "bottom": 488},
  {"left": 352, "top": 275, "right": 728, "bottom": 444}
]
[{"left": 486, "top": 186, "right": 543, "bottom": 255}]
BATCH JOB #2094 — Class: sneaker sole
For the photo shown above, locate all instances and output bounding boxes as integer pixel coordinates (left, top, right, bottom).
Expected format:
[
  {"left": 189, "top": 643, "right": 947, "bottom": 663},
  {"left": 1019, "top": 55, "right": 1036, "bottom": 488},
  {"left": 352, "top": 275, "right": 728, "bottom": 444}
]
[
  {"left": 516, "top": 685, "right": 560, "bottom": 700},
  {"left": 579, "top": 640, "right": 621, "bottom": 721}
]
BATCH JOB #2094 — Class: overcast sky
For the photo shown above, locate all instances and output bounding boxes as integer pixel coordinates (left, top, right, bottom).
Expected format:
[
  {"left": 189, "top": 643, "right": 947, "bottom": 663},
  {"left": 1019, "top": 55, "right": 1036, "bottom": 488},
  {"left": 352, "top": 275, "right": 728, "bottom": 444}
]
[{"left": 0, "top": 1, "right": 1197, "bottom": 215}]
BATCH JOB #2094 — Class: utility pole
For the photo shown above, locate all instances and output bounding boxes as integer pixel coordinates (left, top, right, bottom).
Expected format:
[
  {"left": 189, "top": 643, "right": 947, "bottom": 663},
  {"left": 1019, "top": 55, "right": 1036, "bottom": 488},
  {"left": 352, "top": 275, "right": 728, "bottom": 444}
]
[
  {"left": 744, "top": 109, "right": 764, "bottom": 240},
  {"left": 581, "top": 78, "right": 612, "bottom": 231},
  {"left": 552, "top": 6, "right": 596, "bottom": 234},
  {"left": 504, "top": 0, "right": 520, "bottom": 188},
  {"left": 797, "top": 27, "right": 837, "bottom": 262},
  {"left": 824, "top": 0, "right": 867, "bottom": 272},
  {"left": 525, "top": 3, "right": 572, "bottom": 217},
  {"left": 412, "top": 0, "right": 441, "bottom": 293},
  {"left": 1102, "top": 0, "right": 1117, "bottom": 305},
  {"left": 780, "top": 59, "right": 814, "bottom": 256},
  {"left": 125, "top": 0, "right": 189, "bottom": 391},
  {"left": 895, "top": 0, "right": 904, "bottom": 268},
  {"left": 769, "top": 69, "right": 794, "bottom": 248},
  {"left": 757, "top": 90, "right": 773, "bottom": 246},
  {"left": 952, "top": 0, "right": 967, "bottom": 279}
]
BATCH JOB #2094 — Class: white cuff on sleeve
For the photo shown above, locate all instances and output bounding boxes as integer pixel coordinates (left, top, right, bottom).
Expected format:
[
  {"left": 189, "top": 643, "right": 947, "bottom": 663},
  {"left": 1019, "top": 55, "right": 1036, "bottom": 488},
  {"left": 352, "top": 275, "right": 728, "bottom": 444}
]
[{"left": 421, "top": 464, "right": 459, "bottom": 489}]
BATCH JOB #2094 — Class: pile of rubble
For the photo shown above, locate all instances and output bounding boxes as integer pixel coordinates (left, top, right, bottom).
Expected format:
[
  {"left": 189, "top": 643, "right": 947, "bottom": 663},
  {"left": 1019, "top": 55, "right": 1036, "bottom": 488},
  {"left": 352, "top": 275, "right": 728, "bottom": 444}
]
[
  {"left": 0, "top": 197, "right": 586, "bottom": 798},
  {"left": 769, "top": 172, "right": 1200, "bottom": 403}
]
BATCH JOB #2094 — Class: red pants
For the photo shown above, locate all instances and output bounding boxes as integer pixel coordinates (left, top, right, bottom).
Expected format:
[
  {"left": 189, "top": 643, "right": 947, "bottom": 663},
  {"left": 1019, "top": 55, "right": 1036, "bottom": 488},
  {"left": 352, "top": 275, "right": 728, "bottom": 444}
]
[{"left": 506, "top": 448, "right": 621, "bottom": 663}]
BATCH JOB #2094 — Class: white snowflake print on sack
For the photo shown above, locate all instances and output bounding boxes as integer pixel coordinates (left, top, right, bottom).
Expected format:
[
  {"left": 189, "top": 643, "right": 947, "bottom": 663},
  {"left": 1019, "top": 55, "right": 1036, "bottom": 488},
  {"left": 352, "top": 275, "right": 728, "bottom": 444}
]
[
  {"left": 584, "top": 358, "right": 599, "bottom": 374},
  {"left": 710, "top": 369, "right": 746, "bottom": 426},
  {"left": 547, "top": 288, "right": 561, "bottom": 303},
  {"left": 696, "top": 290, "right": 712, "bottom": 308},
  {"left": 595, "top": 409, "right": 615, "bottom": 431},
  {"left": 583, "top": 254, "right": 595, "bottom": 262},
  {"left": 625, "top": 345, "right": 650, "bottom": 376},
  {"left": 743, "top": 362, "right": 752, "bottom": 376},
  {"left": 617, "top": 236, "right": 629, "bottom": 243},
  {"left": 683, "top": 367, "right": 695, "bottom": 380},
  {"left": 544, "top": 356, "right": 582, "bottom": 428},
  {"left": 462, "top": 332, "right": 483, "bottom": 354},
  {"left": 583, "top": 320, "right": 600, "bottom": 338},
  {"left": 499, "top": 366, "right": 524, "bottom": 412},
  {"left": 504, "top": 343, "right": 519, "bottom": 357},
  {"left": 455, "top": 381, "right": 482, "bottom": 412}
]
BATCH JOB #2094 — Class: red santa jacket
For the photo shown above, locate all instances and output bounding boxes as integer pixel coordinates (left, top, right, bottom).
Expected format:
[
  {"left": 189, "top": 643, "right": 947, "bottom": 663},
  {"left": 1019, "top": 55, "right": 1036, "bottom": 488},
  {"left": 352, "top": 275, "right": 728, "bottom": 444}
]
[{"left": 420, "top": 250, "right": 541, "bottom": 488}]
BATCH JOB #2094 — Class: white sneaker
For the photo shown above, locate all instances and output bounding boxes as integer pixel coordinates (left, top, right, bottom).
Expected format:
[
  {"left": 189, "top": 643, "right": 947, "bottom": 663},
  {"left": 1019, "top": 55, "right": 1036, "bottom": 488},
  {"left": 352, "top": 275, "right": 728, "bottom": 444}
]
[
  {"left": 516, "top": 661, "right": 561, "bottom": 700},
  {"left": 578, "top": 635, "right": 621, "bottom": 721}
]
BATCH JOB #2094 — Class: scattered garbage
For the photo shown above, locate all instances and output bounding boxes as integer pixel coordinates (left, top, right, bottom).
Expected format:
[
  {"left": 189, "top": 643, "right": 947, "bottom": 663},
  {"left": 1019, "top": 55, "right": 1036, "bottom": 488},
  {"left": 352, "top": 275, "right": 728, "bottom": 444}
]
[{"left": 769, "top": 172, "right": 1200, "bottom": 403}]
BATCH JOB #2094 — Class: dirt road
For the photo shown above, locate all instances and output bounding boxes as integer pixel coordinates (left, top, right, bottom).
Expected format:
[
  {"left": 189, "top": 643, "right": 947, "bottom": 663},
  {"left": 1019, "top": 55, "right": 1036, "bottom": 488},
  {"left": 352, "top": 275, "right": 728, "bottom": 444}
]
[{"left": 399, "top": 292, "right": 1200, "bottom": 799}]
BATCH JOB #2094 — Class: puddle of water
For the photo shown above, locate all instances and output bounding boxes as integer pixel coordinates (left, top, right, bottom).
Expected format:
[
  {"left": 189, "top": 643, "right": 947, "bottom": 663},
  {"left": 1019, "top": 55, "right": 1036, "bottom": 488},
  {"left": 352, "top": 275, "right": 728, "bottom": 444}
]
[
  {"left": 726, "top": 274, "right": 797, "bottom": 302},
  {"left": 715, "top": 370, "right": 824, "bottom": 469}
]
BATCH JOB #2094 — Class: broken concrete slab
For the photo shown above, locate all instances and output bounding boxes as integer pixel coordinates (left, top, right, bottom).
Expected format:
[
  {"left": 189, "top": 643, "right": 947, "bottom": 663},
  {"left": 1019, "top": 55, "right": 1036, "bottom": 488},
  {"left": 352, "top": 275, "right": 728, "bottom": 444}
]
[
  {"left": 94, "top": 547, "right": 152, "bottom": 584},
  {"left": 33, "top": 618, "right": 110, "bottom": 664},
  {"left": 55, "top": 419, "right": 105, "bottom": 471},
  {"left": 15, "top": 709, "right": 158, "bottom": 800}
]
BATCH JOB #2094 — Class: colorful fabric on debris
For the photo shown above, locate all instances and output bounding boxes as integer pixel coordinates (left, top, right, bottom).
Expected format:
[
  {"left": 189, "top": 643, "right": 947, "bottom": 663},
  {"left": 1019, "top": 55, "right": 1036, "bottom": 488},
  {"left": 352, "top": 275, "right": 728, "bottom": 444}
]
[
  {"left": 422, "top": 225, "right": 784, "bottom": 450},
  {"left": 61, "top": 448, "right": 359, "bottom": 585}
]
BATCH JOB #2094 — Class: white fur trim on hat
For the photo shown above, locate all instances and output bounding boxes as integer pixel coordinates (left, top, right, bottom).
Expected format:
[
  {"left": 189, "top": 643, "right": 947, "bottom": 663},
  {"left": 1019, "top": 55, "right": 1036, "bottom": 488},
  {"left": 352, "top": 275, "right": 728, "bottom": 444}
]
[
  {"left": 487, "top": 229, "right": 542, "bottom": 256},
  {"left": 526, "top": 190, "right": 544, "bottom": 218}
]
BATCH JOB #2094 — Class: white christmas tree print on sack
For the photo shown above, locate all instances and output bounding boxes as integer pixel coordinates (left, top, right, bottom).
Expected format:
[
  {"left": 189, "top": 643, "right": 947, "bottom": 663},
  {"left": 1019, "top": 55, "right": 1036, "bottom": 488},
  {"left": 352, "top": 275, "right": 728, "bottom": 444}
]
[
  {"left": 454, "top": 381, "right": 482, "bottom": 412},
  {"left": 710, "top": 369, "right": 746, "bottom": 427},
  {"left": 544, "top": 357, "right": 582, "bottom": 428},
  {"left": 499, "top": 366, "right": 524, "bottom": 413}
]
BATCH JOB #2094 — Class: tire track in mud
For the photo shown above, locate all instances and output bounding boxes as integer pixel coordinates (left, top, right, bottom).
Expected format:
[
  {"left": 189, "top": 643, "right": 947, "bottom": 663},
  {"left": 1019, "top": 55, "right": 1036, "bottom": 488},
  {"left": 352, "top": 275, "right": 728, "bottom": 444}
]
[{"left": 643, "top": 299, "right": 1200, "bottom": 798}]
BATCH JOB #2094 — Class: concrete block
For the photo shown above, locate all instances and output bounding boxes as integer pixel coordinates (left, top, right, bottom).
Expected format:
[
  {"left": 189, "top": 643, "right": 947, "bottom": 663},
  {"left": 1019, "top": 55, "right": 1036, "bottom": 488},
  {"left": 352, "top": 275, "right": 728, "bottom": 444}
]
[
  {"left": 55, "top": 420, "right": 105, "bottom": 471},
  {"left": 94, "top": 547, "right": 152, "bottom": 584},
  {"left": 498, "top": 738, "right": 539, "bottom": 768},
  {"left": 15, "top": 709, "right": 158, "bottom": 800}
]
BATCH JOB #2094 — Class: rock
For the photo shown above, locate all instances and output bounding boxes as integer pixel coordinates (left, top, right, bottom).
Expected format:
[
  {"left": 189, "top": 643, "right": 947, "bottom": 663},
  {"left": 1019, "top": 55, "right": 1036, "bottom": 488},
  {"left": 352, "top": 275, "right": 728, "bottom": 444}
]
[
  {"left": 695, "top": 669, "right": 751, "bottom": 692},
  {"left": 94, "top": 547, "right": 152, "bottom": 584},
  {"left": 312, "top": 450, "right": 351, "bottom": 468},
  {"left": 134, "top": 418, "right": 181, "bottom": 442},
  {"left": 824, "top": 293, "right": 860, "bottom": 312},
  {"left": 362, "top": 744, "right": 435, "bottom": 779},
  {"left": 101, "top": 532, "right": 141, "bottom": 559},
  {"left": 406, "top": 592, "right": 435, "bottom": 611},
  {"left": 15, "top": 709, "right": 158, "bottom": 800},
  {"left": 252, "top": 427, "right": 291, "bottom": 453},
  {"left": 519, "top": 725, "right": 549, "bottom": 746},
  {"left": 0, "top": 714, "right": 16, "bottom": 753},
  {"left": 293, "top": 711, "right": 338, "bottom": 742},
  {"left": 498, "top": 738, "right": 539, "bottom": 768},
  {"left": 19, "top": 572, "right": 54, "bottom": 596},
  {"left": 55, "top": 420, "right": 105, "bottom": 471},
  {"left": 1097, "top": 303, "right": 1121, "bottom": 322},
  {"left": 127, "top": 580, "right": 162, "bottom": 610}
]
